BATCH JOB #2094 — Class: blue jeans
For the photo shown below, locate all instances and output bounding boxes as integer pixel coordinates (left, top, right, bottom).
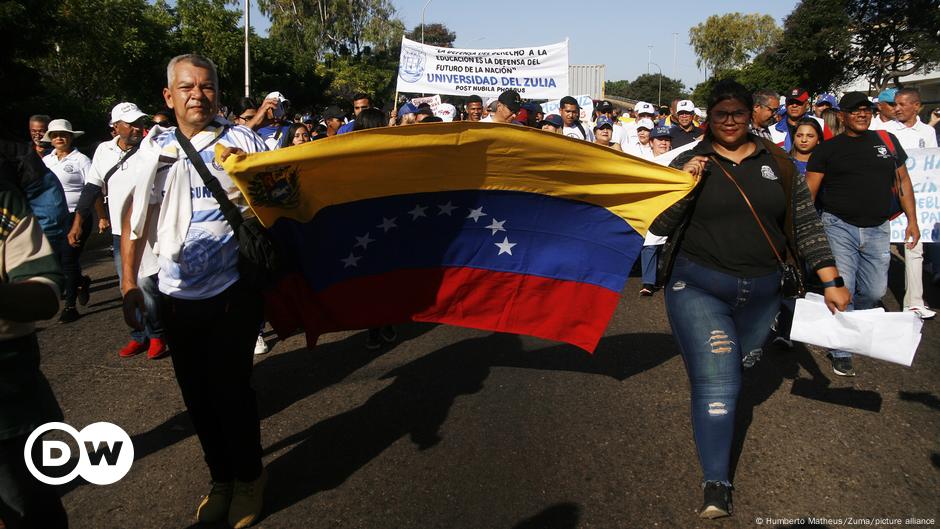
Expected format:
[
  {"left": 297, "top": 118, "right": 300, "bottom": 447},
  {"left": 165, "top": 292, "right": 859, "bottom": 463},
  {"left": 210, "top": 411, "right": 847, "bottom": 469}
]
[
  {"left": 819, "top": 212, "right": 890, "bottom": 359},
  {"left": 664, "top": 254, "right": 781, "bottom": 484},
  {"left": 113, "top": 234, "right": 164, "bottom": 342},
  {"left": 640, "top": 245, "right": 659, "bottom": 286}
]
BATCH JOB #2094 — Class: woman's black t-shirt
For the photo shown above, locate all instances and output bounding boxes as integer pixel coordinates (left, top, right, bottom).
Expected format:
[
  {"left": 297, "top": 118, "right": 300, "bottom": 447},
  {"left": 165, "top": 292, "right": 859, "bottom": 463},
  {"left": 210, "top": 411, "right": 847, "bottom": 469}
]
[{"left": 678, "top": 139, "right": 788, "bottom": 278}]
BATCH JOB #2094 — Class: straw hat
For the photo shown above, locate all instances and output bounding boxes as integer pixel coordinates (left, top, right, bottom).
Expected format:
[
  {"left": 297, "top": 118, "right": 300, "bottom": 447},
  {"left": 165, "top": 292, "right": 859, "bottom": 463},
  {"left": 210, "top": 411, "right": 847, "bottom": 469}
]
[{"left": 41, "top": 119, "right": 84, "bottom": 142}]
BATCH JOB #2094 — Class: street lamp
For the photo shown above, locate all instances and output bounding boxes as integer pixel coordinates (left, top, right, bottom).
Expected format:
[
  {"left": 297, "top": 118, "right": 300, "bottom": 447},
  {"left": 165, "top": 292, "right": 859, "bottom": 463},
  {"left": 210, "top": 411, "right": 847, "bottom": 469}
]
[
  {"left": 243, "top": 0, "right": 250, "bottom": 97},
  {"left": 420, "top": 0, "right": 434, "bottom": 44},
  {"left": 649, "top": 61, "right": 663, "bottom": 106}
]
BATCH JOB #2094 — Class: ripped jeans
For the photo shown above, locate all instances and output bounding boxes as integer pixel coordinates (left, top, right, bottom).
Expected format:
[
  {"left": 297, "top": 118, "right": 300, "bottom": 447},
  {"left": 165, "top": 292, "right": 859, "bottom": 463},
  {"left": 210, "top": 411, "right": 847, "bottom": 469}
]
[{"left": 664, "top": 253, "right": 781, "bottom": 484}]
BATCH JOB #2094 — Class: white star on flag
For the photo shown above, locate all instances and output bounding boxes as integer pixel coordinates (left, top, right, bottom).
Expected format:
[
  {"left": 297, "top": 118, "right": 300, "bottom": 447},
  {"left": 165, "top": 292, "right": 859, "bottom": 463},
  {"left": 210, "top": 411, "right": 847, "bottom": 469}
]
[
  {"left": 485, "top": 219, "right": 506, "bottom": 235},
  {"left": 408, "top": 204, "right": 428, "bottom": 220},
  {"left": 495, "top": 237, "right": 516, "bottom": 256},
  {"left": 467, "top": 207, "right": 487, "bottom": 223},
  {"left": 354, "top": 232, "right": 375, "bottom": 249},
  {"left": 340, "top": 252, "right": 362, "bottom": 268},
  {"left": 437, "top": 201, "right": 457, "bottom": 216},
  {"left": 377, "top": 217, "right": 398, "bottom": 232}
]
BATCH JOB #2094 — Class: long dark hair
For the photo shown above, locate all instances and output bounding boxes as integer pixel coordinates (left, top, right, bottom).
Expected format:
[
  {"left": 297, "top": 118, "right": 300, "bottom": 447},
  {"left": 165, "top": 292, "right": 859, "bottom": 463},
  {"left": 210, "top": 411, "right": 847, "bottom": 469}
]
[
  {"left": 285, "top": 122, "right": 309, "bottom": 145},
  {"left": 353, "top": 108, "right": 387, "bottom": 131},
  {"left": 789, "top": 118, "right": 824, "bottom": 155}
]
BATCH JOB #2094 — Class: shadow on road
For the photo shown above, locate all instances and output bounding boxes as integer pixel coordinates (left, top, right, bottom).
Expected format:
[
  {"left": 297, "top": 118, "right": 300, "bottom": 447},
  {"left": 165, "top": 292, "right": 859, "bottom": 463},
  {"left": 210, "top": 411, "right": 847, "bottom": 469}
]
[
  {"left": 512, "top": 502, "right": 581, "bottom": 529},
  {"left": 260, "top": 331, "right": 676, "bottom": 519},
  {"left": 730, "top": 342, "right": 883, "bottom": 482},
  {"left": 898, "top": 391, "right": 940, "bottom": 411}
]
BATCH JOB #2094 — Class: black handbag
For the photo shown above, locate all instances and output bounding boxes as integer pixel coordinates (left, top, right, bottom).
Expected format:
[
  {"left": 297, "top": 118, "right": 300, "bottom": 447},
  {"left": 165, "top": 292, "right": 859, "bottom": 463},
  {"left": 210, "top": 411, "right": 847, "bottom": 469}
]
[
  {"left": 709, "top": 156, "right": 805, "bottom": 298},
  {"left": 174, "top": 128, "right": 282, "bottom": 289}
]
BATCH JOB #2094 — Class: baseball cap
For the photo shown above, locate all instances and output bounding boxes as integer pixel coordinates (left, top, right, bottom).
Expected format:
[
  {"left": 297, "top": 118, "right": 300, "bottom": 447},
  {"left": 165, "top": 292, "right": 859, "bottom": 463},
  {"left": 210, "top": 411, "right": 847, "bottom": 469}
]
[
  {"left": 634, "top": 101, "right": 656, "bottom": 115},
  {"left": 422, "top": 116, "right": 444, "bottom": 123},
  {"left": 650, "top": 126, "right": 673, "bottom": 139},
  {"left": 596, "top": 100, "right": 613, "bottom": 113},
  {"left": 594, "top": 115, "right": 614, "bottom": 130},
  {"left": 322, "top": 105, "right": 345, "bottom": 120},
  {"left": 109, "top": 102, "right": 147, "bottom": 126},
  {"left": 636, "top": 118, "right": 655, "bottom": 131},
  {"left": 265, "top": 91, "right": 288, "bottom": 103},
  {"left": 786, "top": 88, "right": 809, "bottom": 104},
  {"left": 541, "top": 114, "right": 563, "bottom": 128},
  {"left": 676, "top": 100, "right": 695, "bottom": 113},
  {"left": 397, "top": 102, "right": 418, "bottom": 118},
  {"left": 877, "top": 88, "right": 897, "bottom": 104},
  {"left": 435, "top": 103, "right": 456, "bottom": 122},
  {"left": 498, "top": 90, "right": 523, "bottom": 113},
  {"left": 815, "top": 93, "right": 839, "bottom": 109},
  {"left": 838, "top": 92, "right": 872, "bottom": 111}
]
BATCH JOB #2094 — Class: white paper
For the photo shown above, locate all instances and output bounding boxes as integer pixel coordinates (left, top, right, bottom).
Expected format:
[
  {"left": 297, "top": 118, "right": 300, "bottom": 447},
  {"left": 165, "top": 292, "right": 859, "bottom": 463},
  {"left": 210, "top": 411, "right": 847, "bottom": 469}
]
[{"left": 790, "top": 293, "right": 922, "bottom": 366}]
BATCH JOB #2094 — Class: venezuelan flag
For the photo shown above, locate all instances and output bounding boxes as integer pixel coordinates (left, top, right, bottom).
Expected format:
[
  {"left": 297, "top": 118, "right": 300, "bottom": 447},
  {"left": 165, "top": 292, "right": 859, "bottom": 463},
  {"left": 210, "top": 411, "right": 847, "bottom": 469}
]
[{"left": 222, "top": 122, "right": 693, "bottom": 352}]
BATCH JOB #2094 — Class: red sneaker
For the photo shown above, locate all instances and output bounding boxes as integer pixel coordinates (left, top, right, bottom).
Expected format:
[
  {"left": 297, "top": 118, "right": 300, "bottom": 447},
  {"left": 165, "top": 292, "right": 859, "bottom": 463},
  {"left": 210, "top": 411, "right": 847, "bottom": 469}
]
[
  {"left": 147, "top": 338, "right": 169, "bottom": 360},
  {"left": 119, "top": 339, "right": 148, "bottom": 358}
]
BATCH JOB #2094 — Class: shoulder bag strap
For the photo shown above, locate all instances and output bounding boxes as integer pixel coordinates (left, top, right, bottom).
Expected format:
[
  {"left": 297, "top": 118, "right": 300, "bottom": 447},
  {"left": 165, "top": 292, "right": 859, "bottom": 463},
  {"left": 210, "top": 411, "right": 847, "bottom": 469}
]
[
  {"left": 173, "top": 127, "right": 244, "bottom": 232},
  {"left": 103, "top": 145, "right": 139, "bottom": 186},
  {"left": 874, "top": 129, "right": 904, "bottom": 198},
  {"left": 708, "top": 155, "right": 785, "bottom": 266}
]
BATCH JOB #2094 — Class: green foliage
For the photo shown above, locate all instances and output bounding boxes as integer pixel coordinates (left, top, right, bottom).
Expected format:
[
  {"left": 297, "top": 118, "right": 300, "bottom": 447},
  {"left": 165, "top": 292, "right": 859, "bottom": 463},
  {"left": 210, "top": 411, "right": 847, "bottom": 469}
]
[
  {"left": 844, "top": 0, "right": 940, "bottom": 90},
  {"left": 605, "top": 74, "right": 689, "bottom": 106},
  {"left": 688, "top": 12, "right": 783, "bottom": 75},
  {"left": 769, "top": 0, "right": 852, "bottom": 93},
  {"left": 405, "top": 23, "right": 456, "bottom": 47}
]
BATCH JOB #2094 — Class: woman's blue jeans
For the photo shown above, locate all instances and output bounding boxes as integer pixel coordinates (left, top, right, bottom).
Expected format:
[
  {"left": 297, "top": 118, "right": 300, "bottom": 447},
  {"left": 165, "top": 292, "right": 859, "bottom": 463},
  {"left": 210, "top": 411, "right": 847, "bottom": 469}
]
[{"left": 664, "top": 253, "right": 781, "bottom": 484}]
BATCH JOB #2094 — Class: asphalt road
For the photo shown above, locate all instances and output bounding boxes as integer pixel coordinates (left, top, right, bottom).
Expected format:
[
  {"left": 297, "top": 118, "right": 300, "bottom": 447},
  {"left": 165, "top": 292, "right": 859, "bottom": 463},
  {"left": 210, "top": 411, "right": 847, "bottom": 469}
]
[{"left": 33, "top": 241, "right": 940, "bottom": 529}]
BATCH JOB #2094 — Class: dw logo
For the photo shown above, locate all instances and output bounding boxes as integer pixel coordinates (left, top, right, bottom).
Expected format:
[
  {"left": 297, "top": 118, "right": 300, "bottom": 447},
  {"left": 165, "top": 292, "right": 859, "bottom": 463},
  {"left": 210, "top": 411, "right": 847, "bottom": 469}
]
[{"left": 24, "top": 422, "right": 134, "bottom": 485}]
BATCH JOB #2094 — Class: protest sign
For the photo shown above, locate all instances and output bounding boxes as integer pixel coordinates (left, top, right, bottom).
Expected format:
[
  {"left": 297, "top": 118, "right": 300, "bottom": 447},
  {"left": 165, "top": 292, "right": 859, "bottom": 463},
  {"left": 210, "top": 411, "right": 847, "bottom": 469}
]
[
  {"left": 540, "top": 95, "right": 594, "bottom": 124},
  {"left": 397, "top": 37, "right": 569, "bottom": 99},
  {"left": 890, "top": 148, "right": 940, "bottom": 243},
  {"left": 410, "top": 95, "right": 442, "bottom": 112}
]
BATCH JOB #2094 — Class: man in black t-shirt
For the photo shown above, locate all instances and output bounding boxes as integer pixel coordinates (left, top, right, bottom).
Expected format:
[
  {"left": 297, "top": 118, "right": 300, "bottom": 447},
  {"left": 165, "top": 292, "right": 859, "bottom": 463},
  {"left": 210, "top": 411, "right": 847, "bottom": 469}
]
[{"left": 805, "top": 91, "right": 920, "bottom": 377}]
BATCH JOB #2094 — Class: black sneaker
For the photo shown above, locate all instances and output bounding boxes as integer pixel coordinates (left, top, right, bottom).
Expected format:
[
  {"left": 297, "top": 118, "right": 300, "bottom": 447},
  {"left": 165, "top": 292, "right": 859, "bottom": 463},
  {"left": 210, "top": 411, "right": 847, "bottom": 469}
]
[
  {"left": 699, "top": 482, "right": 732, "bottom": 519},
  {"left": 59, "top": 306, "right": 80, "bottom": 323},
  {"left": 77, "top": 275, "right": 91, "bottom": 306},
  {"left": 639, "top": 285, "right": 655, "bottom": 296},
  {"left": 365, "top": 328, "right": 382, "bottom": 350},
  {"left": 827, "top": 353, "right": 856, "bottom": 377},
  {"left": 379, "top": 325, "right": 398, "bottom": 344}
]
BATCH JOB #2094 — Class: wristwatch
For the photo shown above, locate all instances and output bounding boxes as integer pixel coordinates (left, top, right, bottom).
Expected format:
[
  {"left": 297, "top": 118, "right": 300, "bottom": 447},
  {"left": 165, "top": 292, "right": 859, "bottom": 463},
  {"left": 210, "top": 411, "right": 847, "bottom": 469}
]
[{"left": 820, "top": 276, "right": 845, "bottom": 288}]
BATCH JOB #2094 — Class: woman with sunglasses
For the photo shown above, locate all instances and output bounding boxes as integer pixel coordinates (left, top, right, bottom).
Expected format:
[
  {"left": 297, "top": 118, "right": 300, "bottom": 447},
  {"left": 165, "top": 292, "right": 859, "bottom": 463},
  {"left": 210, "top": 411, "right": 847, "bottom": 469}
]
[{"left": 648, "top": 80, "right": 850, "bottom": 519}]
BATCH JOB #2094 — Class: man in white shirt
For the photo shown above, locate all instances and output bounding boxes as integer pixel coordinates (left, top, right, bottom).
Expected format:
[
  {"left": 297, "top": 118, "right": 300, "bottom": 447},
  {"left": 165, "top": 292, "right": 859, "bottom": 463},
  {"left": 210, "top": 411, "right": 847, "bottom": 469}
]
[
  {"left": 480, "top": 90, "right": 521, "bottom": 124},
  {"left": 869, "top": 88, "right": 897, "bottom": 131},
  {"left": 72, "top": 102, "right": 168, "bottom": 359},
  {"left": 559, "top": 96, "right": 593, "bottom": 141},
  {"left": 889, "top": 87, "right": 938, "bottom": 320},
  {"left": 120, "top": 54, "right": 269, "bottom": 528}
]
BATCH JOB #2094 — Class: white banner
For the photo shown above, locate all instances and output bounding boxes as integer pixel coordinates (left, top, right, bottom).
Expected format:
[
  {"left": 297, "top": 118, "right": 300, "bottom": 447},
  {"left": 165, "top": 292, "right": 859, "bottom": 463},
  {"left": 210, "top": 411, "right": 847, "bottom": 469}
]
[
  {"left": 396, "top": 37, "right": 569, "bottom": 99},
  {"left": 890, "top": 148, "right": 940, "bottom": 243},
  {"left": 410, "top": 95, "right": 441, "bottom": 112},
  {"left": 540, "top": 95, "right": 594, "bottom": 123}
]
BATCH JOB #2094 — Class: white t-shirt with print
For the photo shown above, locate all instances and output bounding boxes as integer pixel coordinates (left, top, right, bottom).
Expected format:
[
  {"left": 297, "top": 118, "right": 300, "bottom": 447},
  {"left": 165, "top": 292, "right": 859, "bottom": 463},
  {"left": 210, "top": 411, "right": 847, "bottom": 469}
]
[{"left": 43, "top": 149, "right": 91, "bottom": 212}]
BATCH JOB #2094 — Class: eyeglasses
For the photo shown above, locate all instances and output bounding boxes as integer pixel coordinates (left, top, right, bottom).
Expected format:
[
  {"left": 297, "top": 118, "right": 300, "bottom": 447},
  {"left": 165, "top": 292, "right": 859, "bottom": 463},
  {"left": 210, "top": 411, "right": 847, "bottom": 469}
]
[
  {"left": 353, "top": 105, "right": 369, "bottom": 111},
  {"left": 711, "top": 110, "right": 751, "bottom": 124},
  {"left": 237, "top": 114, "right": 255, "bottom": 121},
  {"left": 153, "top": 121, "right": 171, "bottom": 127},
  {"left": 757, "top": 104, "right": 777, "bottom": 113},
  {"left": 845, "top": 107, "right": 873, "bottom": 116}
]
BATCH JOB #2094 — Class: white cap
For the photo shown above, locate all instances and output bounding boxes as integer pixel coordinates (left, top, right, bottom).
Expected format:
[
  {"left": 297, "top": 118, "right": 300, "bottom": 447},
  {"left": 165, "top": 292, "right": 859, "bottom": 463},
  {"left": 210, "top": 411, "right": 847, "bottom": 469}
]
[
  {"left": 435, "top": 103, "right": 456, "bottom": 122},
  {"left": 109, "top": 102, "right": 147, "bottom": 126},
  {"left": 634, "top": 101, "right": 656, "bottom": 115},
  {"left": 636, "top": 118, "right": 655, "bottom": 130},
  {"left": 694, "top": 107, "right": 706, "bottom": 119},
  {"left": 265, "top": 91, "right": 288, "bottom": 103},
  {"left": 485, "top": 97, "right": 498, "bottom": 111},
  {"left": 677, "top": 100, "right": 695, "bottom": 113},
  {"left": 41, "top": 119, "right": 84, "bottom": 142}
]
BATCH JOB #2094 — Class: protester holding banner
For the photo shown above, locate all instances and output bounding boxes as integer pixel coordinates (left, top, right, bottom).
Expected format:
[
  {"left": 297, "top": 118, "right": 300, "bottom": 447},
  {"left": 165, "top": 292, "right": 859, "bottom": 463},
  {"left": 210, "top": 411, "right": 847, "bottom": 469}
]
[{"left": 650, "top": 79, "right": 849, "bottom": 519}]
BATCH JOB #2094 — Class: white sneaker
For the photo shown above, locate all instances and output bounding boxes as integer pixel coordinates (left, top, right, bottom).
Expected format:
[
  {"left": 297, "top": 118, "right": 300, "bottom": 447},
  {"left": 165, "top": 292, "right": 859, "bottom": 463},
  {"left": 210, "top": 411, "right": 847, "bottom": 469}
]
[
  {"left": 254, "top": 334, "right": 269, "bottom": 355},
  {"left": 905, "top": 306, "right": 936, "bottom": 320}
]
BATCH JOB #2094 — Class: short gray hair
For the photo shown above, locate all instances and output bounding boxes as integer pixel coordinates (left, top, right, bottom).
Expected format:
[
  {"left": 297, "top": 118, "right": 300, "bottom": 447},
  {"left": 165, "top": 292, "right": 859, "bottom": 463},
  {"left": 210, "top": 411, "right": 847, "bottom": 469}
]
[
  {"left": 166, "top": 54, "right": 219, "bottom": 88},
  {"left": 753, "top": 90, "right": 780, "bottom": 108},
  {"left": 29, "top": 114, "right": 50, "bottom": 125},
  {"left": 895, "top": 87, "right": 921, "bottom": 103}
]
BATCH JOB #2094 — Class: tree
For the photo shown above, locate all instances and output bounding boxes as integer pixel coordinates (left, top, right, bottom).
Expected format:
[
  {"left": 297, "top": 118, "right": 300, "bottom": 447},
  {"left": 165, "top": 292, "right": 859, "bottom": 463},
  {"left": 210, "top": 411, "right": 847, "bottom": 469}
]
[
  {"left": 605, "top": 75, "right": 688, "bottom": 106},
  {"left": 844, "top": 0, "right": 940, "bottom": 90},
  {"left": 689, "top": 12, "right": 782, "bottom": 75},
  {"left": 604, "top": 80, "right": 631, "bottom": 98},
  {"left": 768, "top": 0, "right": 853, "bottom": 94},
  {"left": 405, "top": 23, "right": 456, "bottom": 47}
]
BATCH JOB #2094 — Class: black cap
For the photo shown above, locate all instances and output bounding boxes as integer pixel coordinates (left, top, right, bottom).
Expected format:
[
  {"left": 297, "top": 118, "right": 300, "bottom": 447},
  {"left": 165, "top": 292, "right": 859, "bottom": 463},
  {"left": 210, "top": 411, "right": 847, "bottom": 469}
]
[
  {"left": 416, "top": 106, "right": 434, "bottom": 117},
  {"left": 839, "top": 92, "right": 872, "bottom": 111},
  {"left": 323, "top": 105, "right": 345, "bottom": 120},
  {"left": 596, "top": 100, "right": 613, "bottom": 112},
  {"left": 498, "top": 90, "right": 523, "bottom": 113},
  {"left": 422, "top": 116, "right": 444, "bottom": 123}
]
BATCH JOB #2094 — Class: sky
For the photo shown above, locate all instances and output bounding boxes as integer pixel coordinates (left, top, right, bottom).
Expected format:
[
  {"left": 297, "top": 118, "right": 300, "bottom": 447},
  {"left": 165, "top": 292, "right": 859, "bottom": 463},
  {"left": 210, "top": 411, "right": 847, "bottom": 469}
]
[{"left": 242, "top": 0, "right": 799, "bottom": 90}]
